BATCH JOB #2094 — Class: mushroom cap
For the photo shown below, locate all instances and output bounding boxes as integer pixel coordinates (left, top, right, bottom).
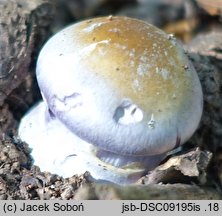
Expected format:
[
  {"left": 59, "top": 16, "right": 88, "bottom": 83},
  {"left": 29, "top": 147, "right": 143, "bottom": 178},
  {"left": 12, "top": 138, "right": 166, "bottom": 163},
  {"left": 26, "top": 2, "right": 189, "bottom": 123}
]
[{"left": 36, "top": 16, "right": 203, "bottom": 156}]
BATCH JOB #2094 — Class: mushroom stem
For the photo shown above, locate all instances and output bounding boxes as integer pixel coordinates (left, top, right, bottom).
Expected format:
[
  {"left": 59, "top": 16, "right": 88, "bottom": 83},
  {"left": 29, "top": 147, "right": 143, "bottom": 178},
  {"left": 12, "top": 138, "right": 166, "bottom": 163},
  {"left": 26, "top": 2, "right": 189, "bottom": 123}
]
[
  {"left": 95, "top": 149, "right": 165, "bottom": 170},
  {"left": 19, "top": 101, "right": 165, "bottom": 184}
]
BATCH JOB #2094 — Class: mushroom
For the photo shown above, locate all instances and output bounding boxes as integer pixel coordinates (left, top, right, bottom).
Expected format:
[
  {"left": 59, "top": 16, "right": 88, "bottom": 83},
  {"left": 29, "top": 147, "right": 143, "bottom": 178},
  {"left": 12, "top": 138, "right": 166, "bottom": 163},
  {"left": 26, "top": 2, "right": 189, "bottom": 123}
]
[{"left": 18, "top": 16, "right": 203, "bottom": 184}]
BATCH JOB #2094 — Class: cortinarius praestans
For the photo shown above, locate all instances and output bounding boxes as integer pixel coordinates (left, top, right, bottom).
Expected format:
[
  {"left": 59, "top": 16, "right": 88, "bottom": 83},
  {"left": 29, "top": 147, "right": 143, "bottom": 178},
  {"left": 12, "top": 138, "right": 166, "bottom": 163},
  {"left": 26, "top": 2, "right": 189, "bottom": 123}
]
[{"left": 18, "top": 16, "right": 203, "bottom": 184}]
